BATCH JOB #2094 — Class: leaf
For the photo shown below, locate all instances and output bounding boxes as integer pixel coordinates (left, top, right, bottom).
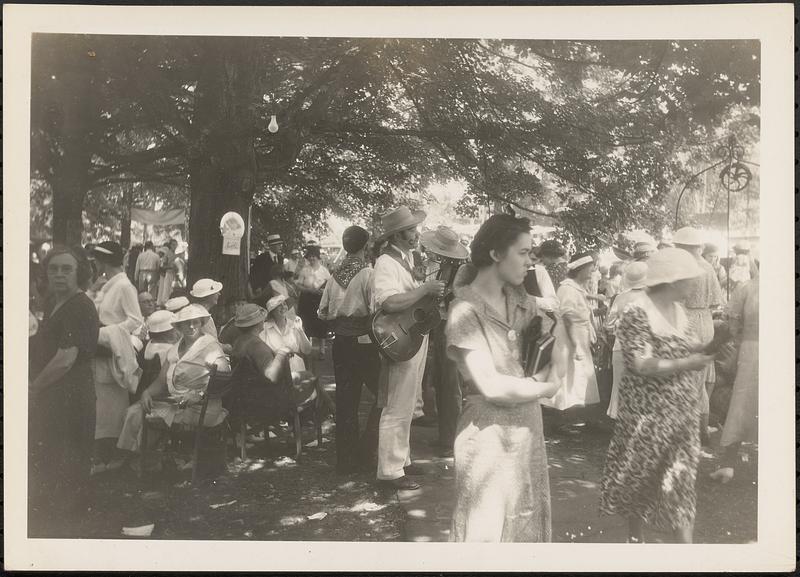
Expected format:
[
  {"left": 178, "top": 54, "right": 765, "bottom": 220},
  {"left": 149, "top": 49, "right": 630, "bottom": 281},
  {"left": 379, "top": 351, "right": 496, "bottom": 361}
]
[{"left": 209, "top": 500, "right": 238, "bottom": 509}]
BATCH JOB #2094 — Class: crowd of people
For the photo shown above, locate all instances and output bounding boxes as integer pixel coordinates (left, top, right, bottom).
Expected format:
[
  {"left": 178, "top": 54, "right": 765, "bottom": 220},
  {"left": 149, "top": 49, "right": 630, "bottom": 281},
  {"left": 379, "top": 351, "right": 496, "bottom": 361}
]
[{"left": 27, "top": 207, "right": 759, "bottom": 543}]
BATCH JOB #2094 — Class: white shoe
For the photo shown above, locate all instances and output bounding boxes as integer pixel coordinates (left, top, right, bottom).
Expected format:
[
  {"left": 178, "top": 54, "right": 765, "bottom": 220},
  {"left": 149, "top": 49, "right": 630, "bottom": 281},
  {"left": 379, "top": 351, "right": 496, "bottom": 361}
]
[{"left": 710, "top": 467, "right": 734, "bottom": 484}]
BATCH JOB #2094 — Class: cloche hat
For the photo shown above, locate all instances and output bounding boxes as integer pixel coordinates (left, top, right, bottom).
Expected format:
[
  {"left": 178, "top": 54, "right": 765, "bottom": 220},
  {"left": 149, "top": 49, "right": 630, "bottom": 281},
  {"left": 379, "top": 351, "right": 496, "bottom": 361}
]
[
  {"left": 643, "top": 247, "right": 703, "bottom": 287},
  {"left": 164, "top": 296, "right": 190, "bottom": 313},
  {"left": 146, "top": 310, "right": 176, "bottom": 334},
  {"left": 234, "top": 303, "right": 269, "bottom": 328}
]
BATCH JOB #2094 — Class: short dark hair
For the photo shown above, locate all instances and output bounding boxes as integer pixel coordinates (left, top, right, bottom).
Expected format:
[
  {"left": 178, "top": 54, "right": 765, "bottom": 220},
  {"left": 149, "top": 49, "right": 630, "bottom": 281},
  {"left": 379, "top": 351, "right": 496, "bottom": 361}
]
[
  {"left": 304, "top": 246, "right": 321, "bottom": 260},
  {"left": 469, "top": 214, "right": 531, "bottom": 269},
  {"left": 42, "top": 245, "right": 94, "bottom": 291},
  {"left": 342, "top": 226, "right": 370, "bottom": 254},
  {"left": 144, "top": 241, "right": 154, "bottom": 250}
]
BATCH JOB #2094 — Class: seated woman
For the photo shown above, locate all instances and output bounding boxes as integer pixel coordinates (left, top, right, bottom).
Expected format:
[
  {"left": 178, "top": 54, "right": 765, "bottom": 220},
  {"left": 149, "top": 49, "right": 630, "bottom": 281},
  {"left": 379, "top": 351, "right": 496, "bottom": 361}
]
[
  {"left": 230, "top": 303, "right": 315, "bottom": 415},
  {"left": 261, "top": 295, "right": 312, "bottom": 380},
  {"left": 143, "top": 310, "right": 179, "bottom": 365},
  {"left": 262, "top": 294, "right": 333, "bottom": 411},
  {"left": 117, "top": 304, "right": 230, "bottom": 456},
  {"left": 267, "top": 263, "right": 298, "bottom": 316}
]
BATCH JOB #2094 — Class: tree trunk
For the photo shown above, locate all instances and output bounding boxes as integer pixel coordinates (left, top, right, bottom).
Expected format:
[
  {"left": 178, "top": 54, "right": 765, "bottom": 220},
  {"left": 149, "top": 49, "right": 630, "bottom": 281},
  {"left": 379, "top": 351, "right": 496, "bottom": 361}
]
[
  {"left": 187, "top": 39, "right": 259, "bottom": 306},
  {"left": 120, "top": 183, "right": 133, "bottom": 249},
  {"left": 48, "top": 38, "right": 98, "bottom": 247}
]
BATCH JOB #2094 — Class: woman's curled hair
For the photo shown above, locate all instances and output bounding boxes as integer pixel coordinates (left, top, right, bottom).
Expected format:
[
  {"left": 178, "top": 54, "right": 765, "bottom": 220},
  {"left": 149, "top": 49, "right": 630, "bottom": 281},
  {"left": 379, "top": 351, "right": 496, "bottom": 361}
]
[
  {"left": 42, "top": 244, "right": 94, "bottom": 291},
  {"left": 470, "top": 214, "right": 531, "bottom": 269}
]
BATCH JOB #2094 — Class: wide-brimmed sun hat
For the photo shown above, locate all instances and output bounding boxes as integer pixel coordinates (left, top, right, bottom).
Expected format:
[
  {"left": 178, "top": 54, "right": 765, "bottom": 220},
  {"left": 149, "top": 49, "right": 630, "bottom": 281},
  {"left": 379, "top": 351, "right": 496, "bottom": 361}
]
[
  {"left": 623, "top": 261, "right": 648, "bottom": 290},
  {"left": 146, "top": 310, "right": 176, "bottom": 334},
  {"left": 420, "top": 226, "right": 469, "bottom": 260},
  {"left": 265, "top": 294, "right": 289, "bottom": 315},
  {"left": 644, "top": 247, "right": 703, "bottom": 287},
  {"left": 672, "top": 226, "right": 705, "bottom": 247},
  {"left": 190, "top": 278, "right": 223, "bottom": 299},
  {"left": 164, "top": 296, "right": 190, "bottom": 313},
  {"left": 376, "top": 206, "right": 426, "bottom": 243},
  {"left": 171, "top": 304, "right": 210, "bottom": 325},
  {"left": 235, "top": 303, "right": 268, "bottom": 328}
]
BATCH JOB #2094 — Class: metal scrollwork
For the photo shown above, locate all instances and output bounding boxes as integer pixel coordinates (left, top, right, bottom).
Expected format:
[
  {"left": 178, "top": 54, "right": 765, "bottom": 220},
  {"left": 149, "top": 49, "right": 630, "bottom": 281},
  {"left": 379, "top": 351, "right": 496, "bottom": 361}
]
[{"left": 719, "top": 161, "right": 752, "bottom": 192}]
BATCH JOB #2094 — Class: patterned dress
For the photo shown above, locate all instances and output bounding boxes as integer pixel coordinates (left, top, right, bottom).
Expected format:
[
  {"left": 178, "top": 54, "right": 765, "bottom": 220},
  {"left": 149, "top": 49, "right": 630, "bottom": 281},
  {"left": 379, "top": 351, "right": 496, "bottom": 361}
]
[
  {"left": 600, "top": 296, "right": 700, "bottom": 530},
  {"left": 446, "top": 284, "right": 551, "bottom": 542}
]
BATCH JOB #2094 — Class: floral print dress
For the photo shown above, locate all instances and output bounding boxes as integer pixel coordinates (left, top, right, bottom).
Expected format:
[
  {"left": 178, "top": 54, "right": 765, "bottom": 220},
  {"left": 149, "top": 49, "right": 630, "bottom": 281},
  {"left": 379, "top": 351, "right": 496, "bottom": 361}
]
[{"left": 599, "top": 296, "right": 700, "bottom": 530}]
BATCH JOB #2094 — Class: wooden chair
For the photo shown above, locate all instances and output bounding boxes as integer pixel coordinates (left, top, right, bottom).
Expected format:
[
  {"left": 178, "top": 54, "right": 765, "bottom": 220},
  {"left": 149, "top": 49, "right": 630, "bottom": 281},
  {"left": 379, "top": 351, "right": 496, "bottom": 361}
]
[
  {"left": 139, "top": 363, "right": 238, "bottom": 484},
  {"left": 227, "top": 355, "right": 324, "bottom": 460}
]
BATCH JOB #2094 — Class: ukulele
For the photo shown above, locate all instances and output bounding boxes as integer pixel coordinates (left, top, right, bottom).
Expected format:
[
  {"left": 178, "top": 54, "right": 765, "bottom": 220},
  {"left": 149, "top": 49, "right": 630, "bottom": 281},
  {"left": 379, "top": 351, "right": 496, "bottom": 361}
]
[{"left": 370, "top": 255, "right": 463, "bottom": 362}]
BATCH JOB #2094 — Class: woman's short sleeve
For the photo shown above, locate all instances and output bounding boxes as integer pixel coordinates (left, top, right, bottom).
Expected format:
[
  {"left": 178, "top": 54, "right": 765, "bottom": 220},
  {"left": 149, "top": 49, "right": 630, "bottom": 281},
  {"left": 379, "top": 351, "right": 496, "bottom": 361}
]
[
  {"left": 558, "top": 285, "right": 583, "bottom": 321},
  {"left": 618, "top": 304, "right": 651, "bottom": 368},
  {"left": 59, "top": 296, "right": 99, "bottom": 355},
  {"left": 445, "top": 300, "right": 486, "bottom": 361}
]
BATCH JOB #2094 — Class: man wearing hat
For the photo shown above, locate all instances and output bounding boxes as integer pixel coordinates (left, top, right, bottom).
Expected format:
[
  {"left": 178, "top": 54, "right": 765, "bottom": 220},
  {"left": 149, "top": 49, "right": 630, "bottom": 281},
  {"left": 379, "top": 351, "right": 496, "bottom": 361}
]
[
  {"left": 372, "top": 206, "right": 446, "bottom": 490},
  {"left": 190, "top": 278, "right": 224, "bottom": 340},
  {"left": 249, "top": 234, "right": 286, "bottom": 300},
  {"left": 674, "top": 226, "right": 724, "bottom": 448},
  {"left": 419, "top": 225, "right": 470, "bottom": 458},
  {"left": 90, "top": 241, "right": 144, "bottom": 471},
  {"left": 318, "top": 225, "right": 382, "bottom": 474}
]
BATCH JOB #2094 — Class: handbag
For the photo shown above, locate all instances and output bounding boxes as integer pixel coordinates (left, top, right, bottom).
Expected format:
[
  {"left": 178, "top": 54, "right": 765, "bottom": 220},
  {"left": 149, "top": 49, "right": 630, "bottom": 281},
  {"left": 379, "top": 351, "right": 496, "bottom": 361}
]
[{"left": 521, "top": 313, "right": 556, "bottom": 377}]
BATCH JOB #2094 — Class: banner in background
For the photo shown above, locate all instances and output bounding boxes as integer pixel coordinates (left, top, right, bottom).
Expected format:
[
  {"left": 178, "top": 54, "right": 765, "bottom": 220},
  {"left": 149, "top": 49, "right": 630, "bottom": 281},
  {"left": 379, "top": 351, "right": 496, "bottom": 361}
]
[{"left": 130, "top": 207, "right": 185, "bottom": 226}]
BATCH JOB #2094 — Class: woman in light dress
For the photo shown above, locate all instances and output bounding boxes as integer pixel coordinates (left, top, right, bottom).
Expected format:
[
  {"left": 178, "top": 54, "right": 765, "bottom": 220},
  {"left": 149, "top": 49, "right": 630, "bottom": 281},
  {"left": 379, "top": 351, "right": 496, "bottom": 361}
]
[
  {"left": 542, "top": 252, "right": 601, "bottom": 412},
  {"left": 604, "top": 261, "right": 648, "bottom": 419},
  {"left": 296, "top": 245, "right": 331, "bottom": 358},
  {"left": 117, "top": 304, "right": 231, "bottom": 456},
  {"left": 446, "top": 214, "right": 558, "bottom": 542}
]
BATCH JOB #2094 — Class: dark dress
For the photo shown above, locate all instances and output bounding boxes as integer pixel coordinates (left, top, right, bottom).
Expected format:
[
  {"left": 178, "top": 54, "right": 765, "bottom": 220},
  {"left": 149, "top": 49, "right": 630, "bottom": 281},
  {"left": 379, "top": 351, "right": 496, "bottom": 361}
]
[{"left": 28, "top": 292, "right": 99, "bottom": 524}]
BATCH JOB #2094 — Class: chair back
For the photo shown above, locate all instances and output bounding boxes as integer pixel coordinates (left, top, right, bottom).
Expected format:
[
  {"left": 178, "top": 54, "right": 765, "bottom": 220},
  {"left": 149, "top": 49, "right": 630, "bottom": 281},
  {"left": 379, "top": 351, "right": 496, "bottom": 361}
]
[{"left": 203, "top": 363, "right": 237, "bottom": 401}]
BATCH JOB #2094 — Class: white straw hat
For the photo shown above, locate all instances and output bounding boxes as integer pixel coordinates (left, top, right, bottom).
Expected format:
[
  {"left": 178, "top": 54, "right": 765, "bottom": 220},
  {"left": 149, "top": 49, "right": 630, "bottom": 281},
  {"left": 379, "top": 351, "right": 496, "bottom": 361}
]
[
  {"left": 672, "top": 226, "right": 705, "bottom": 247},
  {"left": 190, "top": 278, "right": 223, "bottom": 298},
  {"left": 146, "top": 310, "right": 176, "bottom": 334},
  {"left": 171, "top": 304, "right": 211, "bottom": 325},
  {"left": 644, "top": 248, "right": 703, "bottom": 287},
  {"left": 623, "top": 261, "right": 648, "bottom": 290},
  {"left": 265, "top": 294, "right": 289, "bottom": 315},
  {"left": 164, "top": 296, "right": 190, "bottom": 313}
]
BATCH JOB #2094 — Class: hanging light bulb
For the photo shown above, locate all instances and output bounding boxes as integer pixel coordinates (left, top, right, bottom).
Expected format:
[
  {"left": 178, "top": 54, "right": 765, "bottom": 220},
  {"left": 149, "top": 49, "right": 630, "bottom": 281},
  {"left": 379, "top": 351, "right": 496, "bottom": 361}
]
[{"left": 268, "top": 115, "right": 279, "bottom": 133}]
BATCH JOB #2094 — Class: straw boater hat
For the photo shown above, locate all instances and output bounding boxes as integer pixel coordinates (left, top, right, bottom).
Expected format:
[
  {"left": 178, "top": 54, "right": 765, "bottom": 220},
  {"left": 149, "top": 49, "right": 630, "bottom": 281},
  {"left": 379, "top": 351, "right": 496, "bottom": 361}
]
[
  {"left": 267, "top": 234, "right": 283, "bottom": 245},
  {"left": 420, "top": 226, "right": 469, "bottom": 260},
  {"left": 164, "top": 296, "right": 190, "bottom": 313},
  {"left": 672, "top": 226, "right": 705, "bottom": 247},
  {"left": 265, "top": 294, "right": 289, "bottom": 315},
  {"left": 643, "top": 247, "right": 703, "bottom": 287},
  {"left": 171, "top": 304, "right": 210, "bottom": 325},
  {"left": 623, "top": 261, "right": 648, "bottom": 290},
  {"left": 376, "top": 206, "right": 426, "bottom": 243},
  {"left": 234, "top": 303, "right": 269, "bottom": 328},
  {"left": 190, "top": 278, "right": 223, "bottom": 299},
  {"left": 567, "top": 252, "right": 596, "bottom": 272},
  {"left": 146, "top": 310, "right": 176, "bottom": 334}
]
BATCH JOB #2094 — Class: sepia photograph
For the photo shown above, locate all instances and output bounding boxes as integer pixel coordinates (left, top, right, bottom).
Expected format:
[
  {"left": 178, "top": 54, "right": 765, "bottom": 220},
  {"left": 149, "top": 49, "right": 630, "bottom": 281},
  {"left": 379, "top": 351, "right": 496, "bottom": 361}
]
[{"left": 4, "top": 3, "right": 794, "bottom": 573}]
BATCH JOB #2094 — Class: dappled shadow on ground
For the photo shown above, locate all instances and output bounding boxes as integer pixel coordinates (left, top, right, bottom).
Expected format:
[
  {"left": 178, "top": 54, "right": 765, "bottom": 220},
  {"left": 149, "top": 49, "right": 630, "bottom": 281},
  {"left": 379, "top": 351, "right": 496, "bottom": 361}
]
[
  {"left": 29, "top": 347, "right": 405, "bottom": 542},
  {"left": 396, "top": 402, "right": 757, "bottom": 544}
]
